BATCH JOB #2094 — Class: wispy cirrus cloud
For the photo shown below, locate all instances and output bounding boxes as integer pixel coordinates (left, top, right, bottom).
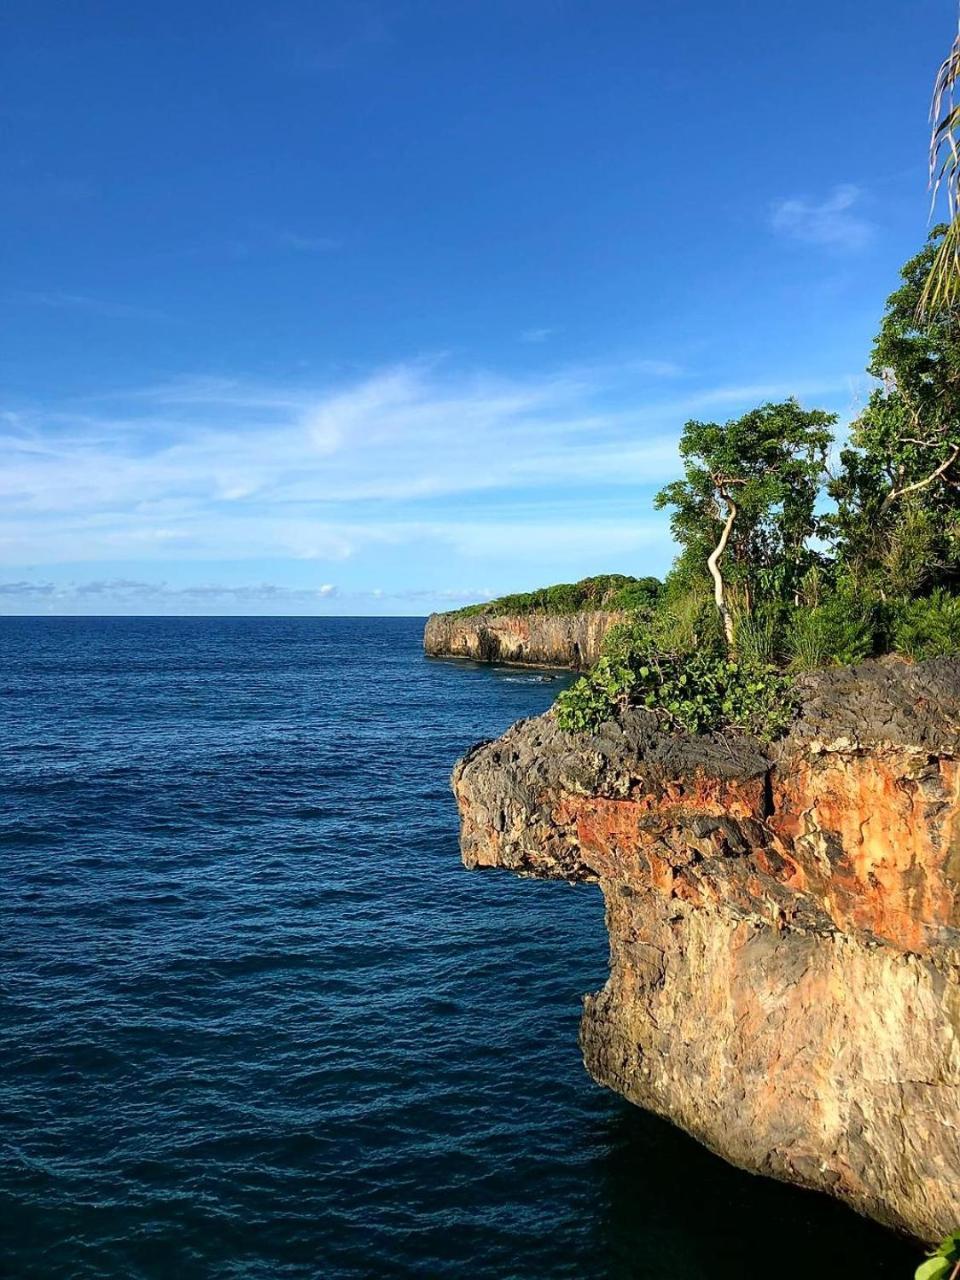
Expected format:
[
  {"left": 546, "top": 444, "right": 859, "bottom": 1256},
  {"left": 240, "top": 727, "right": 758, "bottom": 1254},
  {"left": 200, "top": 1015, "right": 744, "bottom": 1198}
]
[
  {"left": 224, "top": 227, "right": 343, "bottom": 259},
  {"left": 11, "top": 291, "right": 169, "bottom": 321},
  {"left": 276, "top": 230, "right": 342, "bottom": 253},
  {"left": 0, "top": 579, "right": 338, "bottom": 602},
  {"left": 0, "top": 357, "right": 854, "bottom": 570},
  {"left": 769, "top": 184, "right": 874, "bottom": 251}
]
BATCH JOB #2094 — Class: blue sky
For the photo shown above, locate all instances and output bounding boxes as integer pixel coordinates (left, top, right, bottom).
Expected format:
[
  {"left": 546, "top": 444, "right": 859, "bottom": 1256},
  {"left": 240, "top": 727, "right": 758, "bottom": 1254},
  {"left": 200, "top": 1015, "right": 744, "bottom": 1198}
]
[{"left": 1, "top": 0, "right": 953, "bottom": 615}]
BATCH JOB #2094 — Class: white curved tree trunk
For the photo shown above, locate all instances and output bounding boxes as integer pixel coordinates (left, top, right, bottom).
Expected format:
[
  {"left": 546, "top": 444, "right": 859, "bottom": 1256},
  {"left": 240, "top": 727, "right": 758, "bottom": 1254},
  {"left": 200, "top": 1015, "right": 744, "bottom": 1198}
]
[{"left": 708, "top": 497, "right": 737, "bottom": 647}]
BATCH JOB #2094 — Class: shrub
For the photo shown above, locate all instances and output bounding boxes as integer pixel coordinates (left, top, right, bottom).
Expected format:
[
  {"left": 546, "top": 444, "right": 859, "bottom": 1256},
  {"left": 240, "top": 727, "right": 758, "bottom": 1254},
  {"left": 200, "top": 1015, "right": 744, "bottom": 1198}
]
[
  {"left": 785, "top": 590, "right": 878, "bottom": 671},
  {"left": 606, "top": 577, "right": 662, "bottom": 613},
  {"left": 553, "top": 657, "right": 636, "bottom": 733},
  {"left": 451, "top": 574, "right": 661, "bottom": 618},
  {"left": 883, "top": 502, "right": 941, "bottom": 598},
  {"left": 556, "top": 645, "right": 797, "bottom": 739},
  {"left": 731, "top": 602, "right": 783, "bottom": 667},
  {"left": 894, "top": 589, "right": 960, "bottom": 660},
  {"left": 649, "top": 586, "right": 723, "bottom": 655},
  {"left": 601, "top": 616, "right": 655, "bottom": 664},
  {"left": 635, "top": 649, "right": 797, "bottom": 738}
]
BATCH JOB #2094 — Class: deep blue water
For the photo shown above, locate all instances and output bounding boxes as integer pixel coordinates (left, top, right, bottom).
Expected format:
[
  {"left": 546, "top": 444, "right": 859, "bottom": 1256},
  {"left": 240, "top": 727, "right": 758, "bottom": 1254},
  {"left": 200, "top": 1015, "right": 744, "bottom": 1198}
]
[{"left": 0, "top": 617, "right": 917, "bottom": 1278}]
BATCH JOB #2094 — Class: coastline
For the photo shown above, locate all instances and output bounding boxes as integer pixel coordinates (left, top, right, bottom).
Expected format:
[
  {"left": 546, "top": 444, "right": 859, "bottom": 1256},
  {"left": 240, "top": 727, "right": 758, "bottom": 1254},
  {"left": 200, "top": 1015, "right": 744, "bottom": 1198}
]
[{"left": 423, "top": 608, "right": 626, "bottom": 669}]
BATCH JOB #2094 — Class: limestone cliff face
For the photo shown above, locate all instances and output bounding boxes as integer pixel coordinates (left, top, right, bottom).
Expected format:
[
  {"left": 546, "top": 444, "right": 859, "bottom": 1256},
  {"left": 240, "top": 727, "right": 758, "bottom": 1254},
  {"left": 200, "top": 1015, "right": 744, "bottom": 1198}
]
[
  {"left": 424, "top": 610, "right": 625, "bottom": 668},
  {"left": 452, "top": 658, "right": 960, "bottom": 1241}
]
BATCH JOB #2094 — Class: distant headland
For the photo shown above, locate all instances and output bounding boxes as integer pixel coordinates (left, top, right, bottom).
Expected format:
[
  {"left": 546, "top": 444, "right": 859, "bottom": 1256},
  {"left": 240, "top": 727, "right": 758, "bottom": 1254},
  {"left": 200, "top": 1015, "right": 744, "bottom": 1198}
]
[{"left": 423, "top": 574, "right": 660, "bottom": 668}]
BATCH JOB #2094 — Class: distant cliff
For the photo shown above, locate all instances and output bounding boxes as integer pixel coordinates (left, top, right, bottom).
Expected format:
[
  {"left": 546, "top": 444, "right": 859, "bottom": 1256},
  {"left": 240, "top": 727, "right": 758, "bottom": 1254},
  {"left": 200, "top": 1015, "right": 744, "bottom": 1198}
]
[
  {"left": 424, "top": 610, "right": 626, "bottom": 669},
  {"left": 453, "top": 658, "right": 960, "bottom": 1242}
]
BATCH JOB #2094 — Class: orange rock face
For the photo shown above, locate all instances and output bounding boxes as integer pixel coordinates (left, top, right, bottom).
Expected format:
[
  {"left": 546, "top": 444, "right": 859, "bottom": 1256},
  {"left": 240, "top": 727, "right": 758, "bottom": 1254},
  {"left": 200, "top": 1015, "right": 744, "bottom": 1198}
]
[
  {"left": 423, "top": 610, "right": 626, "bottom": 668},
  {"left": 452, "top": 660, "right": 960, "bottom": 1241}
]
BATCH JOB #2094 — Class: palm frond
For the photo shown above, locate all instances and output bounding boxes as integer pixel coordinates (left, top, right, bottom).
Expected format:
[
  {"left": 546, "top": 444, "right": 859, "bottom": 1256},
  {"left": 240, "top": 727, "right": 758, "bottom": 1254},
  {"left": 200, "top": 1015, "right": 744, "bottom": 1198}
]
[
  {"left": 919, "top": 218, "right": 960, "bottom": 316},
  {"left": 921, "top": 18, "right": 960, "bottom": 319},
  {"left": 931, "top": 35, "right": 960, "bottom": 220}
]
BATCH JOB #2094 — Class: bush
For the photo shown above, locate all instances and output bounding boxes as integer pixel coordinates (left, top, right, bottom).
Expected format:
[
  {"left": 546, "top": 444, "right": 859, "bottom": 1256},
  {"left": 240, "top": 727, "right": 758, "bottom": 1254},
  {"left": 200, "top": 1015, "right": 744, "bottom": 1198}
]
[
  {"left": 602, "top": 616, "right": 655, "bottom": 664},
  {"left": 635, "top": 649, "right": 797, "bottom": 738},
  {"left": 894, "top": 589, "right": 960, "bottom": 660},
  {"left": 883, "top": 502, "right": 940, "bottom": 598},
  {"left": 553, "top": 656, "right": 637, "bottom": 732},
  {"left": 606, "top": 577, "right": 662, "bottom": 613},
  {"left": 649, "top": 586, "right": 723, "bottom": 655},
  {"left": 451, "top": 575, "right": 661, "bottom": 618},
  {"left": 785, "top": 590, "right": 878, "bottom": 671},
  {"left": 732, "top": 602, "right": 783, "bottom": 667},
  {"left": 556, "top": 645, "right": 797, "bottom": 739}
]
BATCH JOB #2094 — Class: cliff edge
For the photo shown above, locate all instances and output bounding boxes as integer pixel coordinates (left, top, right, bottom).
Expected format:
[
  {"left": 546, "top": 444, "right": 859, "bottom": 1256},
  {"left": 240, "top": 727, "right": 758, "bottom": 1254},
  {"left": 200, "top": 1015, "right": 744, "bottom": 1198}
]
[
  {"left": 452, "top": 657, "right": 960, "bottom": 1241},
  {"left": 424, "top": 610, "right": 625, "bottom": 668}
]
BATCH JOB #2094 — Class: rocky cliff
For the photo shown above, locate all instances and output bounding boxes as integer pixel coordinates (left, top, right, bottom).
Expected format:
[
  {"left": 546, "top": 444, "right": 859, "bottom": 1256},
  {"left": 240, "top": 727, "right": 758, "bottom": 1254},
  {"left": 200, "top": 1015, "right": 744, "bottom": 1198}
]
[
  {"left": 452, "top": 657, "right": 960, "bottom": 1241},
  {"left": 424, "top": 610, "right": 625, "bottom": 668}
]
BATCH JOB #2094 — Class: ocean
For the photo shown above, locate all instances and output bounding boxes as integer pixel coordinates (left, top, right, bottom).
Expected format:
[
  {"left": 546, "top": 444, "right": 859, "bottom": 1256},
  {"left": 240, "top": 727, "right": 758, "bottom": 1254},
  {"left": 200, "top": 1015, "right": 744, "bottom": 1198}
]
[{"left": 0, "top": 616, "right": 915, "bottom": 1278}]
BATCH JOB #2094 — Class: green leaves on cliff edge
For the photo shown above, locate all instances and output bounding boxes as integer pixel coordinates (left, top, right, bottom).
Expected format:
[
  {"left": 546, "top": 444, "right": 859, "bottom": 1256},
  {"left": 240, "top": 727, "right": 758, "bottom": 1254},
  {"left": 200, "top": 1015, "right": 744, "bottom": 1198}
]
[
  {"left": 915, "top": 1231, "right": 960, "bottom": 1280},
  {"left": 555, "top": 644, "right": 797, "bottom": 740}
]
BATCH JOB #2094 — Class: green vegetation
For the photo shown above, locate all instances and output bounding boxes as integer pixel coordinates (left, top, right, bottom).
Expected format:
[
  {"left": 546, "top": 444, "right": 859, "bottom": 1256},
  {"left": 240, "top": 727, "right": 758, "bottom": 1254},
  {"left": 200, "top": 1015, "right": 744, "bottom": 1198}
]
[
  {"left": 915, "top": 1231, "right": 960, "bottom": 1280},
  {"left": 554, "top": 229, "right": 960, "bottom": 738},
  {"left": 451, "top": 574, "right": 662, "bottom": 618},
  {"left": 894, "top": 590, "right": 960, "bottom": 661},
  {"left": 654, "top": 400, "right": 834, "bottom": 645}
]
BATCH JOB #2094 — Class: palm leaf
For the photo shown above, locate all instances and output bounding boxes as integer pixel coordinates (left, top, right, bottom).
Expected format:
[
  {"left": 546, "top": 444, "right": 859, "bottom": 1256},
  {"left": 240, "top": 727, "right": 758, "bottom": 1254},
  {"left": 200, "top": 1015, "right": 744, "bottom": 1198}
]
[
  {"left": 921, "top": 19, "right": 960, "bottom": 318},
  {"left": 919, "top": 218, "right": 960, "bottom": 316}
]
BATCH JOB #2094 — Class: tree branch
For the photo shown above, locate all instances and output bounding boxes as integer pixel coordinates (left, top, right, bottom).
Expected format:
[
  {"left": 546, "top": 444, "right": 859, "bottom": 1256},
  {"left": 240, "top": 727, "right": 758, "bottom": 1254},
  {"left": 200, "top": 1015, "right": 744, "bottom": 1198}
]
[{"left": 880, "top": 443, "right": 960, "bottom": 511}]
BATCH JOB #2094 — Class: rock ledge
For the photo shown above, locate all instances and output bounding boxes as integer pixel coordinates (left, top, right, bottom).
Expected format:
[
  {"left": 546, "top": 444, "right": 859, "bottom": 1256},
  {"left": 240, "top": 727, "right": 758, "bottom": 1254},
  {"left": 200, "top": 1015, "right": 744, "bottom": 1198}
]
[{"left": 453, "top": 658, "right": 960, "bottom": 1241}]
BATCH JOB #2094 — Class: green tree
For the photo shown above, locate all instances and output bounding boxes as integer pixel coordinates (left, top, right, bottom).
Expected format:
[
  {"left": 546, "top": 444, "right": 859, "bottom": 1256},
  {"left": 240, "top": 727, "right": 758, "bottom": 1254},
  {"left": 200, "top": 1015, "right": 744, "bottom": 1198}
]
[
  {"left": 830, "top": 229, "right": 960, "bottom": 592},
  {"left": 654, "top": 401, "right": 835, "bottom": 646}
]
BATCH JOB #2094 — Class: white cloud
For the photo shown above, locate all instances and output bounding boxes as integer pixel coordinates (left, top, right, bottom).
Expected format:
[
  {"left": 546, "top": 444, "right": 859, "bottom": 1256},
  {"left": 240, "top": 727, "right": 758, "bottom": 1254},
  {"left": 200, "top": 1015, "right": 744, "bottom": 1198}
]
[
  {"left": 769, "top": 184, "right": 874, "bottom": 251},
  {"left": 0, "top": 359, "right": 854, "bottom": 568},
  {"left": 12, "top": 291, "right": 169, "bottom": 321},
  {"left": 630, "top": 359, "right": 684, "bottom": 378},
  {"left": 0, "top": 577, "right": 493, "bottom": 613},
  {"left": 277, "top": 231, "right": 342, "bottom": 253},
  {"left": 520, "top": 327, "right": 555, "bottom": 343}
]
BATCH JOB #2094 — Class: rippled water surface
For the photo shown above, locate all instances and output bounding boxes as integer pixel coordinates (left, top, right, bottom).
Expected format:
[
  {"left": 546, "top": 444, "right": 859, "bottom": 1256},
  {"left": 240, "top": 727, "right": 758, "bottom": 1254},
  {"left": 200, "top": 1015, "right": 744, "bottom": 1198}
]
[{"left": 1, "top": 617, "right": 916, "bottom": 1278}]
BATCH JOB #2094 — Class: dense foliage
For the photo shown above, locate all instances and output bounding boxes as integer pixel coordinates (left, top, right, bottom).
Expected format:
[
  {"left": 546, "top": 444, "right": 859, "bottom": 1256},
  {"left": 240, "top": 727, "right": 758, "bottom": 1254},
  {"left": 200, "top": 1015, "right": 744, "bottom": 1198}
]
[
  {"left": 553, "top": 229, "right": 960, "bottom": 740},
  {"left": 452, "top": 574, "right": 662, "bottom": 618},
  {"left": 556, "top": 633, "right": 796, "bottom": 739},
  {"left": 654, "top": 401, "right": 835, "bottom": 642},
  {"left": 829, "top": 228, "right": 960, "bottom": 593}
]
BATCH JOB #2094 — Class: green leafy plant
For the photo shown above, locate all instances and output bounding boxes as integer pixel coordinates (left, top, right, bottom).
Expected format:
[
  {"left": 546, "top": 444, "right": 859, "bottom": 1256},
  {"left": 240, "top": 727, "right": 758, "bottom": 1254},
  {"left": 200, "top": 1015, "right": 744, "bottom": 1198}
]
[
  {"left": 883, "top": 502, "right": 942, "bottom": 598},
  {"left": 785, "top": 589, "right": 879, "bottom": 671},
  {"left": 894, "top": 589, "right": 960, "bottom": 660},
  {"left": 452, "top": 575, "right": 661, "bottom": 618},
  {"left": 554, "top": 657, "right": 637, "bottom": 733},
  {"left": 649, "top": 582, "right": 723, "bottom": 655},
  {"left": 556, "top": 645, "right": 797, "bottom": 740},
  {"left": 915, "top": 1230, "right": 960, "bottom": 1279},
  {"left": 731, "top": 601, "right": 782, "bottom": 667}
]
